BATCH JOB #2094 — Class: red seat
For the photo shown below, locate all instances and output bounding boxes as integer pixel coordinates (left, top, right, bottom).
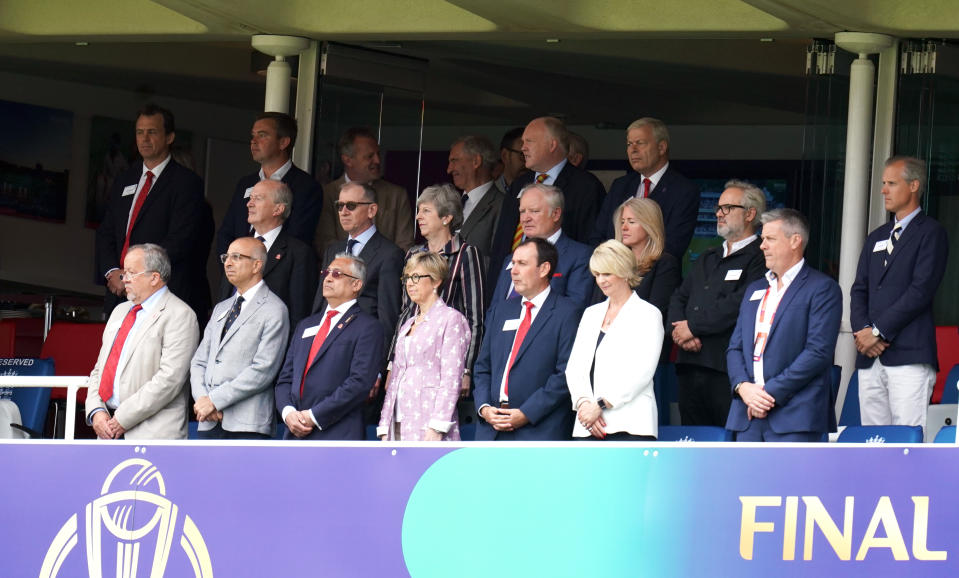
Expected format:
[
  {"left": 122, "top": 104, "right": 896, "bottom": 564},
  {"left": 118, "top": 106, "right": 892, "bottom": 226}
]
[
  {"left": 932, "top": 326, "right": 959, "bottom": 404},
  {"left": 40, "top": 322, "right": 106, "bottom": 402},
  {"left": 0, "top": 321, "right": 14, "bottom": 356}
]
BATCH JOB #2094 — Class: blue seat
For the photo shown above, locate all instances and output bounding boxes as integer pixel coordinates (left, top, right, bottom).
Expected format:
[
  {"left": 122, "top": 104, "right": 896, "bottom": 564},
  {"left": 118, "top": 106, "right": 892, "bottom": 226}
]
[
  {"left": 5, "top": 357, "right": 55, "bottom": 438},
  {"left": 940, "top": 364, "right": 959, "bottom": 405},
  {"left": 934, "top": 425, "right": 956, "bottom": 443},
  {"left": 839, "top": 371, "right": 861, "bottom": 427},
  {"left": 837, "top": 425, "right": 923, "bottom": 443},
  {"left": 657, "top": 425, "right": 733, "bottom": 442}
]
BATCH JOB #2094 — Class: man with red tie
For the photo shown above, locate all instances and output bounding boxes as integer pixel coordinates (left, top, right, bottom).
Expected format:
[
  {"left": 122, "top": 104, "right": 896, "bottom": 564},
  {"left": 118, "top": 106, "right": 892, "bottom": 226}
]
[
  {"left": 473, "top": 238, "right": 583, "bottom": 440},
  {"left": 275, "top": 253, "right": 384, "bottom": 440},
  {"left": 86, "top": 244, "right": 200, "bottom": 440},
  {"left": 95, "top": 103, "right": 213, "bottom": 324}
]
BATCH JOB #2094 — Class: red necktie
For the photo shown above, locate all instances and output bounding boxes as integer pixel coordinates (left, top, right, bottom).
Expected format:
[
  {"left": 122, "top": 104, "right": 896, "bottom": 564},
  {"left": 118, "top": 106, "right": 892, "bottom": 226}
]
[
  {"left": 98, "top": 304, "right": 143, "bottom": 402},
  {"left": 300, "top": 310, "right": 338, "bottom": 397},
  {"left": 504, "top": 301, "right": 535, "bottom": 397},
  {"left": 641, "top": 177, "right": 652, "bottom": 198},
  {"left": 120, "top": 170, "right": 155, "bottom": 265}
]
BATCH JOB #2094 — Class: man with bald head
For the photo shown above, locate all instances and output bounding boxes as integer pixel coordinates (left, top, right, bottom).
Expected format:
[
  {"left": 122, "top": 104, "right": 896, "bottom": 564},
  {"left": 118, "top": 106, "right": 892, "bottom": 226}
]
[{"left": 192, "top": 236, "right": 290, "bottom": 439}]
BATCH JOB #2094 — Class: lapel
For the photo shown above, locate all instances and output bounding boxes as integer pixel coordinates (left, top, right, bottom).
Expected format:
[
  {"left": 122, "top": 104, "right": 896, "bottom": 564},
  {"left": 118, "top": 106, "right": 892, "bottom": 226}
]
[
  {"left": 649, "top": 166, "right": 673, "bottom": 202},
  {"left": 116, "top": 292, "right": 167, "bottom": 378},
  {"left": 879, "top": 212, "right": 923, "bottom": 279},
  {"left": 132, "top": 160, "right": 176, "bottom": 231},
  {"left": 554, "top": 163, "right": 573, "bottom": 192},
  {"left": 766, "top": 265, "right": 808, "bottom": 342},
  {"left": 305, "top": 303, "right": 361, "bottom": 373},
  {"left": 462, "top": 183, "right": 502, "bottom": 236},
  {"left": 512, "top": 291, "right": 555, "bottom": 365},
  {"left": 358, "top": 231, "right": 382, "bottom": 261},
  {"left": 263, "top": 231, "right": 288, "bottom": 278},
  {"left": 217, "top": 291, "right": 266, "bottom": 351}
]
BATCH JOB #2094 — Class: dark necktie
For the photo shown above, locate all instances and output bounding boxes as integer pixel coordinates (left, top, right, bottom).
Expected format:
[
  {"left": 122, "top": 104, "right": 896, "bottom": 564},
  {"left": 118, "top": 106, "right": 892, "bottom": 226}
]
[
  {"left": 346, "top": 238, "right": 359, "bottom": 255},
  {"left": 256, "top": 235, "right": 266, "bottom": 243},
  {"left": 221, "top": 296, "right": 244, "bottom": 339},
  {"left": 120, "top": 171, "right": 154, "bottom": 264},
  {"left": 98, "top": 304, "right": 143, "bottom": 402}
]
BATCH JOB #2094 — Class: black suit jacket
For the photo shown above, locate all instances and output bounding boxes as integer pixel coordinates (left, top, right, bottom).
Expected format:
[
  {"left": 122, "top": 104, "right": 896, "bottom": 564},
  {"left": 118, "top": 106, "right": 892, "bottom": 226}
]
[
  {"left": 95, "top": 159, "right": 212, "bottom": 321},
  {"left": 588, "top": 166, "right": 700, "bottom": 259},
  {"left": 216, "top": 163, "right": 323, "bottom": 255},
  {"left": 488, "top": 162, "right": 605, "bottom": 287},
  {"left": 312, "top": 230, "right": 404, "bottom": 363},
  {"left": 219, "top": 228, "right": 318, "bottom": 330},
  {"left": 459, "top": 182, "right": 505, "bottom": 262}
]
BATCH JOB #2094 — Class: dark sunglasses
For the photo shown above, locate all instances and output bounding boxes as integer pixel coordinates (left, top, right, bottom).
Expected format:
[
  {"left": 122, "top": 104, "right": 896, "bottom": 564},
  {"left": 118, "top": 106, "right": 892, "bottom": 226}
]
[{"left": 335, "top": 201, "right": 374, "bottom": 212}]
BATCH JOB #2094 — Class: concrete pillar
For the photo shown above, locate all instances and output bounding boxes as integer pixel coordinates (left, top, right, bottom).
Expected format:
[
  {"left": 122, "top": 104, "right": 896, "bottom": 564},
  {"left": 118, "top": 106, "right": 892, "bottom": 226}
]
[{"left": 251, "top": 35, "right": 311, "bottom": 114}]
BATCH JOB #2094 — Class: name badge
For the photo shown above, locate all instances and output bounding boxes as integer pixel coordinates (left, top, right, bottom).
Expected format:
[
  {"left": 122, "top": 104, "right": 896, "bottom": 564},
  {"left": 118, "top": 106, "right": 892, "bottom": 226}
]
[
  {"left": 725, "top": 269, "right": 743, "bottom": 281},
  {"left": 502, "top": 319, "right": 521, "bottom": 331},
  {"left": 244, "top": 187, "right": 254, "bottom": 199},
  {"left": 301, "top": 325, "right": 320, "bottom": 339},
  {"left": 873, "top": 240, "right": 888, "bottom": 252},
  {"left": 122, "top": 184, "right": 137, "bottom": 197},
  {"left": 750, "top": 289, "right": 766, "bottom": 301}
]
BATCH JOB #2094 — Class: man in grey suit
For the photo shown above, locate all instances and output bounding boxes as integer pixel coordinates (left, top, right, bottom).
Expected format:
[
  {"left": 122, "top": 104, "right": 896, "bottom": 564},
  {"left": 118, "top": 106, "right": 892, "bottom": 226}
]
[
  {"left": 448, "top": 134, "right": 505, "bottom": 262},
  {"left": 86, "top": 243, "right": 199, "bottom": 440},
  {"left": 191, "top": 237, "right": 290, "bottom": 439}
]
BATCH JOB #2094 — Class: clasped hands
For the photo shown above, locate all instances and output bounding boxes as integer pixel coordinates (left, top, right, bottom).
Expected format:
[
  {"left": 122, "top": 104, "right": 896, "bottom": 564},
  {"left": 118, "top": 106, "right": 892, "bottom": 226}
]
[
  {"left": 576, "top": 399, "right": 607, "bottom": 439},
  {"left": 91, "top": 411, "right": 127, "bottom": 439},
  {"left": 480, "top": 406, "right": 528, "bottom": 432},
  {"left": 738, "top": 382, "right": 775, "bottom": 420},
  {"left": 853, "top": 327, "right": 889, "bottom": 358},
  {"left": 671, "top": 320, "right": 702, "bottom": 353},
  {"left": 193, "top": 396, "right": 223, "bottom": 423}
]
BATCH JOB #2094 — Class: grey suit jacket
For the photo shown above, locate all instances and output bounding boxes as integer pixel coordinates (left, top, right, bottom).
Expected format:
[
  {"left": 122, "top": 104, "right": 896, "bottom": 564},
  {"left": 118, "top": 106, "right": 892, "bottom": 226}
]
[
  {"left": 85, "top": 288, "right": 199, "bottom": 440},
  {"left": 191, "top": 285, "right": 290, "bottom": 436},
  {"left": 314, "top": 176, "right": 415, "bottom": 253},
  {"left": 459, "top": 181, "right": 505, "bottom": 263}
]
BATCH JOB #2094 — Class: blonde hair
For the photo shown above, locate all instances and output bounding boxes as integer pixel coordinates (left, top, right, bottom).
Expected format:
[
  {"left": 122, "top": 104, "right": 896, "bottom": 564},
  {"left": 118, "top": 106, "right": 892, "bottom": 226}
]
[
  {"left": 404, "top": 251, "right": 450, "bottom": 284},
  {"left": 589, "top": 240, "right": 641, "bottom": 288},
  {"left": 613, "top": 197, "right": 665, "bottom": 275}
]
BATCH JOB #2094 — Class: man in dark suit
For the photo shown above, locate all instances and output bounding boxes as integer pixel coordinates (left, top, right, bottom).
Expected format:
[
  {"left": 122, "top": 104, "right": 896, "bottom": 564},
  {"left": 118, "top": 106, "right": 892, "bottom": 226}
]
[
  {"left": 474, "top": 238, "right": 582, "bottom": 440},
  {"left": 447, "top": 135, "right": 504, "bottom": 261},
  {"left": 276, "top": 253, "right": 384, "bottom": 440},
  {"left": 216, "top": 112, "right": 323, "bottom": 255},
  {"left": 220, "top": 179, "right": 317, "bottom": 330},
  {"left": 588, "top": 117, "right": 700, "bottom": 260},
  {"left": 489, "top": 183, "right": 593, "bottom": 309},
  {"left": 726, "top": 209, "right": 842, "bottom": 442},
  {"left": 488, "top": 117, "right": 605, "bottom": 278},
  {"left": 95, "top": 103, "right": 212, "bottom": 323},
  {"left": 668, "top": 180, "right": 767, "bottom": 426},
  {"left": 851, "top": 156, "right": 949, "bottom": 427}
]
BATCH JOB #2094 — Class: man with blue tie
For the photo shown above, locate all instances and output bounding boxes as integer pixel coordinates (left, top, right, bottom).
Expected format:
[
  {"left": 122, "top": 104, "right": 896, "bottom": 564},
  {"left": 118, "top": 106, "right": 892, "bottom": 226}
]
[
  {"left": 489, "top": 183, "right": 594, "bottom": 308},
  {"left": 726, "top": 209, "right": 842, "bottom": 442},
  {"left": 851, "top": 156, "right": 949, "bottom": 427},
  {"left": 275, "top": 253, "right": 384, "bottom": 440},
  {"left": 474, "top": 238, "right": 583, "bottom": 440}
]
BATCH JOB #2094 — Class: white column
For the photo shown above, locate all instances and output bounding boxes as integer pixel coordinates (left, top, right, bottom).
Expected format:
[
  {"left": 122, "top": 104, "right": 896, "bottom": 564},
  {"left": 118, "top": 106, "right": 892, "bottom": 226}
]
[{"left": 251, "top": 35, "right": 311, "bottom": 114}]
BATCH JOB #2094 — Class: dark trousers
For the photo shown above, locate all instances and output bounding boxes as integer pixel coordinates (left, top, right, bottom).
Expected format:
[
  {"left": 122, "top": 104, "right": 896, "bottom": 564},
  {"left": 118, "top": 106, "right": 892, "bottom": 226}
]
[
  {"left": 677, "top": 364, "right": 732, "bottom": 427},
  {"left": 576, "top": 432, "right": 657, "bottom": 441},
  {"left": 735, "top": 418, "right": 823, "bottom": 443},
  {"left": 197, "top": 423, "right": 271, "bottom": 440}
]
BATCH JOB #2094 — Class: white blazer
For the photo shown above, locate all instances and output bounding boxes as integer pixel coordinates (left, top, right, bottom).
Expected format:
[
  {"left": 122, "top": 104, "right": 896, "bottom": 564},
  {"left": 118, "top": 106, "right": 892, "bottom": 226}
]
[{"left": 566, "top": 292, "right": 663, "bottom": 438}]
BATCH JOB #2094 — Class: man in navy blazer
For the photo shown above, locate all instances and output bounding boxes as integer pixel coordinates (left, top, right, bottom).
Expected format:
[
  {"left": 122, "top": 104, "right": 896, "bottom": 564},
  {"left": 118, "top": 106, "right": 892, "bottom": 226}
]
[
  {"left": 489, "top": 183, "right": 593, "bottom": 309},
  {"left": 96, "top": 103, "right": 212, "bottom": 323},
  {"left": 474, "top": 238, "right": 582, "bottom": 440},
  {"left": 275, "top": 253, "right": 384, "bottom": 440},
  {"left": 216, "top": 112, "right": 322, "bottom": 255},
  {"left": 726, "top": 209, "right": 842, "bottom": 442},
  {"left": 850, "top": 156, "right": 949, "bottom": 427},
  {"left": 587, "top": 118, "right": 700, "bottom": 260}
]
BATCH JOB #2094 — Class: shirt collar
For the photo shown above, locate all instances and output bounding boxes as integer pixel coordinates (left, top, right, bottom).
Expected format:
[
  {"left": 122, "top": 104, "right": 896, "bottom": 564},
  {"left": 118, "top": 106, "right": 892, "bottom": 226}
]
[
  {"left": 766, "top": 258, "right": 804, "bottom": 290},
  {"left": 723, "top": 234, "right": 758, "bottom": 258},
  {"left": 538, "top": 159, "right": 567, "bottom": 184},
  {"left": 640, "top": 162, "right": 669, "bottom": 190},
  {"left": 254, "top": 224, "right": 283, "bottom": 249},
  {"left": 523, "top": 286, "right": 551, "bottom": 309},
  {"left": 894, "top": 206, "right": 922, "bottom": 232},
  {"left": 138, "top": 285, "right": 168, "bottom": 314},
  {"left": 464, "top": 181, "right": 494, "bottom": 204},
  {"left": 350, "top": 224, "right": 377, "bottom": 246},
  {"left": 323, "top": 299, "right": 357, "bottom": 319},
  {"left": 259, "top": 158, "right": 293, "bottom": 181},
  {"left": 237, "top": 279, "right": 265, "bottom": 302},
  {"left": 546, "top": 228, "right": 563, "bottom": 245},
  {"left": 143, "top": 155, "right": 172, "bottom": 179}
]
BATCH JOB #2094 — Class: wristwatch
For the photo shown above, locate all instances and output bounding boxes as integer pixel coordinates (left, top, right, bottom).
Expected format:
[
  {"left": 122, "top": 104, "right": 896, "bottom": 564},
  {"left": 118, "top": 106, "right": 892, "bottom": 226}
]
[
  {"left": 596, "top": 398, "right": 608, "bottom": 410},
  {"left": 871, "top": 325, "right": 881, "bottom": 338}
]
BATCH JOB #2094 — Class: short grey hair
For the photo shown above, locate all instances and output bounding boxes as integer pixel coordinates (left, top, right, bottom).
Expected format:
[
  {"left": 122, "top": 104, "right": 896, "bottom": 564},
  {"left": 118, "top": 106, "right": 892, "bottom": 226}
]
[
  {"left": 724, "top": 179, "right": 766, "bottom": 222},
  {"left": 339, "top": 180, "right": 377, "bottom": 203},
  {"left": 886, "top": 155, "right": 927, "bottom": 194},
  {"left": 418, "top": 183, "right": 463, "bottom": 231},
  {"left": 333, "top": 252, "right": 367, "bottom": 284},
  {"left": 129, "top": 243, "right": 171, "bottom": 282},
  {"left": 453, "top": 135, "right": 497, "bottom": 170},
  {"left": 761, "top": 208, "right": 809, "bottom": 250},
  {"left": 626, "top": 117, "right": 670, "bottom": 148},
  {"left": 519, "top": 182, "right": 564, "bottom": 212},
  {"left": 260, "top": 179, "right": 292, "bottom": 221}
]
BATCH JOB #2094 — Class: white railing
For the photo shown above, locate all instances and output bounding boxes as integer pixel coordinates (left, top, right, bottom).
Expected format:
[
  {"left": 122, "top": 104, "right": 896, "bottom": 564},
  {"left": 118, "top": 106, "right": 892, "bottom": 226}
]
[{"left": 0, "top": 376, "right": 85, "bottom": 440}]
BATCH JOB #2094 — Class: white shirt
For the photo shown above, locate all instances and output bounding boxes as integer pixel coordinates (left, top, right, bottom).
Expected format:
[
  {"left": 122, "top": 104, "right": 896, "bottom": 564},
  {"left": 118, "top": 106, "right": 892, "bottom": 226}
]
[
  {"left": 252, "top": 225, "right": 282, "bottom": 252},
  {"left": 636, "top": 162, "right": 669, "bottom": 197},
  {"left": 496, "top": 286, "right": 551, "bottom": 404},
  {"left": 462, "top": 181, "right": 494, "bottom": 223},
  {"left": 234, "top": 279, "right": 265, "bottom": 314},
  {"left": 723, "top": 234, "right": 758, "bottom": 258},
  {"left": 894, "top": 206, "right": 921, "bottom": 234},
  {"left": 532, "top": 159, "right": 567, "bottom": 190},
  {"left": 259, "top": 158, "right": 292, "bottom": 181},
  {"left": 752, "top": 259, "right": 804, "bottom": 386},
  {"left": 127, "top": 155, "right": 172, "bottom": 227}
]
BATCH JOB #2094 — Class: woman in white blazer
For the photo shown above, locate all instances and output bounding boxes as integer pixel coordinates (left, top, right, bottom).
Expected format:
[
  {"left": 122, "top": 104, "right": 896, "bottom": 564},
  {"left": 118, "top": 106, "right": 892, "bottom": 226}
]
[{"left": 566, "top": 240, "right": 664, "bottom": 440}]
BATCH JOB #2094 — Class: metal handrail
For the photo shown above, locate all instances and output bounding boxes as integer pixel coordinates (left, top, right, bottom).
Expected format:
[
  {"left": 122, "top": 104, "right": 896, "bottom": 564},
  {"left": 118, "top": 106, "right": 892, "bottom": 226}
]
[{"left": 0, "top": 376, "right": 85, "bottom": 440}]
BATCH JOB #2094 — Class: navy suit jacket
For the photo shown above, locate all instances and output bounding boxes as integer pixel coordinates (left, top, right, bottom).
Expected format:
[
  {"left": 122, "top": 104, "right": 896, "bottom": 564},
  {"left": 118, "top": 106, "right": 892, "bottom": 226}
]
[
  {"left": 275, "top": 303, "right": 384, "bottom": 440},
  {"left": 850, "top": 212, "right": 948, "bottom": 370},
  {"left": 489, "top": 233, "right": 594, "bottom": 310},
  {"left": 473, "top": 290, "right": 582, "bottom": 440},
  {"left": 588, "top": 166, "right": 700, "bottom": 259},
  {"left": 726, "top": 264, "right": 842, "bottom": 435},
  {"left": 216, "top": 164, "right": 323, "bottom": 255},
  {"left": 96, "top": 159, "right": 212, "bottom": 321}
]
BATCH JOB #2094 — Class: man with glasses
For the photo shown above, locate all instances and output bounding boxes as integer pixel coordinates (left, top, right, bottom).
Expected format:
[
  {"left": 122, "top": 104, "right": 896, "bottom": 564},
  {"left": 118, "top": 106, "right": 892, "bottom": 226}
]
[
  {"left": 86, "top": 244, "right": 199, "bottom": 440},
  {"left": 224, "top": 179, "right": 316, "bottom": 330},
  {"left": 276, "top": 254, "right": 384, "bottom": 440},
  {"left": 668, "top": 181, "right": 767, "bottom": 426},
  {"left": 191, "top": 237, "right": 289, "bottom": 439},
  {"left": 494, "top": 127, "right": 528, "bottom": 197}
]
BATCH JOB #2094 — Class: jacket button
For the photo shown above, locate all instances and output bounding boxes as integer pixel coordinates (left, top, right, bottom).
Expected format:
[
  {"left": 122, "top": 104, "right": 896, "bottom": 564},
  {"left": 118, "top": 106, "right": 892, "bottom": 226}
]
[
  {"left": 693, "top": 306, "right": 699, "bottom": 311},
  {"left": 704, "top": 285, "right": 710, "bottom": 291}
]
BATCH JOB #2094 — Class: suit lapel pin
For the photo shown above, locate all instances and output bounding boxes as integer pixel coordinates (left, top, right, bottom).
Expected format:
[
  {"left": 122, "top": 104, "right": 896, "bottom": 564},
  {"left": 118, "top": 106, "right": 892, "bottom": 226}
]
[{"left": 275, "top": 254, "right": 282, "bottom": 260}]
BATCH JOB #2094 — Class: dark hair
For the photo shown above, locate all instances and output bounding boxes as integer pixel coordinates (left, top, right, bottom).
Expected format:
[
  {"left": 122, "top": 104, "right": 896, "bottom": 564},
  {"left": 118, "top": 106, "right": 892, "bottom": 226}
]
[
  {"left": 518, "top": 237, "right": 559, "bottom": 278},
  {"left": 338, "top": 126, "right": 378, "bottom": 157},
  {"left": 257, "top": 111, "right": 297, "bottom": 150},
  {"left": 137, "top": 103, "right": 175, "bottom": 134},
  {"left": 500, "top": 127, "right": 525, "bottom": 151}
]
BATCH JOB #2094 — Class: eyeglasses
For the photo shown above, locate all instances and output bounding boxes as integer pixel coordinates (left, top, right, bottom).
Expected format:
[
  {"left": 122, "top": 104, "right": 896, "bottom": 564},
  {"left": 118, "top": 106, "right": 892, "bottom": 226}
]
[
  {"left": 220, "top": 253, "right": 255, "bottom": 264},
  {"left": 714, "top": 204, "right": 746, "bottom": 215},
  {"left": 401, "top": 273, "right": 433, "bottom": 284},
  {"left": 504, "top": 147, "right": 524, "bottom": 156},
  {"left": 335, "top": 201, "right": 374, "bottom": 212},
  {"left": 321, "top": 268, "right": 359, "bottom": 280},
  {"left": 120, "top": 270, "right": 154, "bottom": 281}
]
